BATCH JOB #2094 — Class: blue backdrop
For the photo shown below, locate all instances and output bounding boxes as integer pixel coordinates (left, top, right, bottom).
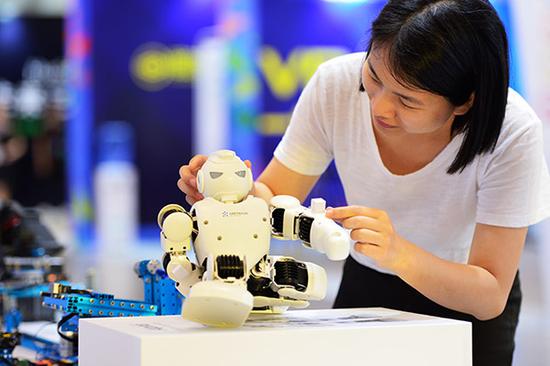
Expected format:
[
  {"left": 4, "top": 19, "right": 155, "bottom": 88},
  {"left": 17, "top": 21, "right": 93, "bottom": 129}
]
[
  {"left": 67, "top": 0, "right": 522, "bottom": 240},
  {"left": 259, "top": 0, "right": 385, "bottom": 207}
]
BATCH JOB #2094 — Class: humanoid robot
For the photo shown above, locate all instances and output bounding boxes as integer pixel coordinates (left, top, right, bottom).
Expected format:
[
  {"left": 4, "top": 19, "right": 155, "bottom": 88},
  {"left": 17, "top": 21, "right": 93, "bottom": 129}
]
[{"left": 158, "top": 150, "right": 350, "bottom": 327}]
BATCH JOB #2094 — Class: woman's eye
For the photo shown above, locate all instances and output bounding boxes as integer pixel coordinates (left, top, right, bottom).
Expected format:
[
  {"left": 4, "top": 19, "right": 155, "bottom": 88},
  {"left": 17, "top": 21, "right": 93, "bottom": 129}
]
[
  {"left": 368, "top": 73, "right": 381, "bottom": 84},
  {"left": 235, "top": 170, "right": 246, "bottom": 178},
  {"left": 400, "top": 98, "right": 416, "bottom": 109},
  {"left": 209, "top": 172, "right": 223, "bottom": 179}
]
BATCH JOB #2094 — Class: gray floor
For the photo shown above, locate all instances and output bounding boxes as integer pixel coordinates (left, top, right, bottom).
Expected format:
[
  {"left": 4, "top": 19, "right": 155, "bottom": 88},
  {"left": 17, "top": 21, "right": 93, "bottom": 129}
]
[{"left": 40, "top": 206, "right": 550, "bottom": 365}]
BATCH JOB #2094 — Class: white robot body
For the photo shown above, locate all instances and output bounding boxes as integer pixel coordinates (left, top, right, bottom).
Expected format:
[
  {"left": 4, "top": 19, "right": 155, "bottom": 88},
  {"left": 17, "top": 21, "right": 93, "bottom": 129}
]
[
  {"left": 309, "top": 216, "right": 350, "bottom": 261},
  {"left": 252, "top": 296, "right": 309, "bottom": 310},
  {"left": 196, "top": 150, "right": 253, "bottom": 203},
  {"left": 167, "top": 255, "right": 202, "bottom": 297},
  {"left": 182, "top": 281, "right": 253, "bottom": 327},
  {"left": 157, "top": 204, "right": 202, "bottom": 296},
  {"left": 270, "top": 195, "right": 350, "bottom": 261},
  {"left": 159, "top": 150, "right": 351, "bottom": 328},
  {"left": 269, "top": 195, "right": 303, "bottom": 240},
  {"left": 159, "top": 204, "right": 193, "bottom": 253},
  {"left": 192, "top": 196, "right": 271, "bottom": 277},
  {"left": 268, "top": 256, "right": 327, "bottom": 301}
]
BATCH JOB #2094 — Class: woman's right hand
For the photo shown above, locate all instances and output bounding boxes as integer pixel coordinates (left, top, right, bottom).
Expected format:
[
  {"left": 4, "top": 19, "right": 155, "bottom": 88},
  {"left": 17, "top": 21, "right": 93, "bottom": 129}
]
[{"left": 177, "top": 155, "right": 208, "bottom": 205}]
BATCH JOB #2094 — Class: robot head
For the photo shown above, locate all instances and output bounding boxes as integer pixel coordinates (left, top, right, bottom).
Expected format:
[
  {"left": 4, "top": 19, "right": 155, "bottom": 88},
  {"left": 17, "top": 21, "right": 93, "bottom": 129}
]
[{"left": 196, "top": 150, "right": 253, "bottom": 203}]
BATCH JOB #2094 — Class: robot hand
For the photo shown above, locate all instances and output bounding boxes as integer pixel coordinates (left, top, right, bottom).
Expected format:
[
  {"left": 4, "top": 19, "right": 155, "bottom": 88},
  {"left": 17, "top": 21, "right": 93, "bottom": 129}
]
[
  {"left": 157, "top": 204, "right": 194, "bottom": 254},
  {"left": 162, "top": 253, "right": 202, "bottom": 297},
  {"left": 270, "top": 196, "right": 350, "bottom": 261}
]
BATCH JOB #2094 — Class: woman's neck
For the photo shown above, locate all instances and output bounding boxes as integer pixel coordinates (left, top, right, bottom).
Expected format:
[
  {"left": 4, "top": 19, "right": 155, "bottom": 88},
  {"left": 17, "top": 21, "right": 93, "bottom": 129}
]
[{"left": 373, "top": 123, "right": 453, "bottom": 175}]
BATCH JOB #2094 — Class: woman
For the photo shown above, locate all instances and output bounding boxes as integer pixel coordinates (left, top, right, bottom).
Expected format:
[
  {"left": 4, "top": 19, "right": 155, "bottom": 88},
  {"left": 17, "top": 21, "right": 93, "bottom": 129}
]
[{"left": 178, "top": 1, "right": 550, "bottom": 364}]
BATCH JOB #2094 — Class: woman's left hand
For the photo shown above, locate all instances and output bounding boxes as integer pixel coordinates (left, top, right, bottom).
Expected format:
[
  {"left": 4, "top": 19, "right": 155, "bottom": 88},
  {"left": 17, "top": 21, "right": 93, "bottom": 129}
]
[{"left": 325, "top": 205, "right": 411, "bottom": 272}]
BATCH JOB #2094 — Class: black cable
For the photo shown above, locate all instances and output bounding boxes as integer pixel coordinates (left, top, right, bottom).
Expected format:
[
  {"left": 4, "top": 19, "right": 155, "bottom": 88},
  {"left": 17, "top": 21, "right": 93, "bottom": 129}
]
[
  {"left": 56, "top": 313, "right": 78, "bottom": 343},
  {"left": 66, "top": 289, "right": 92, "bottom": 296}
]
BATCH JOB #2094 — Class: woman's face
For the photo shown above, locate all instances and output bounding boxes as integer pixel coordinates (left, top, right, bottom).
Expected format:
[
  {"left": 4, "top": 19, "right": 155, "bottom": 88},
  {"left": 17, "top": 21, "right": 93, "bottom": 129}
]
[{"left": 362, "top": 47, "right": 471, "bottom": 138}]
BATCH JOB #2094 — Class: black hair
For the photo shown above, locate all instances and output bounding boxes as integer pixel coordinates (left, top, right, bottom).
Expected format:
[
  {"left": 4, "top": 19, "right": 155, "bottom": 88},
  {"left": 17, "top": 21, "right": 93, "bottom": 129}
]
[{"left": 362, "top": 0, "right": 509, "bottom": 174}]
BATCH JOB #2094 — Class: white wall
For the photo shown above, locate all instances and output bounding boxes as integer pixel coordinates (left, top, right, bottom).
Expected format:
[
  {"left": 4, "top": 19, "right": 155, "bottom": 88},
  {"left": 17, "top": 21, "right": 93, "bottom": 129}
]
[{"left": 510, "top": 0, "right": 550, "bottom": 316}]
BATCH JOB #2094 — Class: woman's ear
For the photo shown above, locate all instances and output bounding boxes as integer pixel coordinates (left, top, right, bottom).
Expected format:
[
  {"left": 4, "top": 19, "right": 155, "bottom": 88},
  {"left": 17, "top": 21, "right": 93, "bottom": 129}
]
[{"left": 453, "top": 92, "right": 475, "bottom": 116}]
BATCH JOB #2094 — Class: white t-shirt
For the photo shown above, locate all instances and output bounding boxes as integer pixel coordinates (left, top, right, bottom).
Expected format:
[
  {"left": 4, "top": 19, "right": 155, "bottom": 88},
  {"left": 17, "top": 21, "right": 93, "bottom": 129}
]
[{"left": 274, "top": 52, "right": 550, "bottom": 274}]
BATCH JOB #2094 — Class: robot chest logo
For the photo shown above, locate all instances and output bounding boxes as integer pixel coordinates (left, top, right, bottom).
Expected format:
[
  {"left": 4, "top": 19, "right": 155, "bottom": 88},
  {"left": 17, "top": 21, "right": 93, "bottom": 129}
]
[{"left": 221, "top": 211, "right": 248, "bottom": 218}]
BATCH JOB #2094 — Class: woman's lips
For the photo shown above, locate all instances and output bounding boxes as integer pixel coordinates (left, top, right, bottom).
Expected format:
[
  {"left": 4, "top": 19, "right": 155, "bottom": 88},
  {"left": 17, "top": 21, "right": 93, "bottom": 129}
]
[{"left": 375, "top": 118, "right": 398, "bottom": 129}]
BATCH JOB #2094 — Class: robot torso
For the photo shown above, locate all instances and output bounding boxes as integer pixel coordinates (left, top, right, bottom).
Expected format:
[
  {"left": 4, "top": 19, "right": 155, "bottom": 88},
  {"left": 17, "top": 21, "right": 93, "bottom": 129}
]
[{"left": 192, "top": 196, "right": 271, "bottom": 271}]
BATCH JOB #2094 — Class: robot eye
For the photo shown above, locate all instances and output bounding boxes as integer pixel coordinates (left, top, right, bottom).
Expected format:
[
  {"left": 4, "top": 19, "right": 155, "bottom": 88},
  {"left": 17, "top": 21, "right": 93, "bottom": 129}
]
[
  {"left": 209, "top": 172, "right": 223, "bottom": 179},
  {"left": 235, "top": 170, "right": 246, "bottom": 178}
]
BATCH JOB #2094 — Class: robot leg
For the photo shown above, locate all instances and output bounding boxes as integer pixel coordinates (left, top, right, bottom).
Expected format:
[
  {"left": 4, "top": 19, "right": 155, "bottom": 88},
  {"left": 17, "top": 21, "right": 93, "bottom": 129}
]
[
  {"left": 247, "top": 258, "right": 310, "bottom": 312},
  {"left": 182, "top": 255, "right": 253, "bottom": 328},
  {"left": 269, "top": 256, "right": 327, "bottom": 302}
]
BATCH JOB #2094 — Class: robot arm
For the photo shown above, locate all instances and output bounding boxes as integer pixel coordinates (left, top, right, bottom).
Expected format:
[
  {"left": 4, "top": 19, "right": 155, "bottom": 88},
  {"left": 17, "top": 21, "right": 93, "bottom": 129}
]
[
  {"left": 158, "top": 204, "right": 202, "bottom": 296},
  {"left": 270, "top": 196, "right": 350, "bottom": 261},
  {"left": 158, "top": 204, "right": 194, "bottom": 254}
]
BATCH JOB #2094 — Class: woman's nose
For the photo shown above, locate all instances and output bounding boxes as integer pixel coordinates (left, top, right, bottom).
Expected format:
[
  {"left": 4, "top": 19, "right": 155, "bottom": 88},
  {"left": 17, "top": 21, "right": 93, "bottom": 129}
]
[{"left": 370, "top": 90, "right": 396, "bottom": 120}]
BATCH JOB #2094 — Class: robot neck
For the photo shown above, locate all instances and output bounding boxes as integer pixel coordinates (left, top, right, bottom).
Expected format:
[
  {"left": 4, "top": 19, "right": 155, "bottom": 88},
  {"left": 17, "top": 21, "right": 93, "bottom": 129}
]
[{"left": 218, "top": 194, "right": 241, "bottom": 204}]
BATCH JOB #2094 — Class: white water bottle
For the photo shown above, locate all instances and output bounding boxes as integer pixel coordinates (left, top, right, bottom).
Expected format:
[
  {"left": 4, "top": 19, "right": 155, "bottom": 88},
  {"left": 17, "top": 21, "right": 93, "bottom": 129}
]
[{"left": 94, "top": 121, "right": 138, "bottom": 252}]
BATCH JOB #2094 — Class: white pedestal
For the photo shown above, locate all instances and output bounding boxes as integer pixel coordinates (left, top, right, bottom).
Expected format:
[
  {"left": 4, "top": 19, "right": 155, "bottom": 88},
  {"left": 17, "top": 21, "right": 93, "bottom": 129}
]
[{"left": 79, "top": 307, "right": 471, "bottom": 366}]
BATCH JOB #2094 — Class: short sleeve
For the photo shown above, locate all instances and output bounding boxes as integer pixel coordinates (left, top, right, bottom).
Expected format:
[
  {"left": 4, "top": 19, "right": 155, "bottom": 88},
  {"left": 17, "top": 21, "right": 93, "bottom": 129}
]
[
  {"left": 476, "top": 118, "right": 550, "bottom": 227},
  {"left": 273, "top": 66, "right": 333, "bottom": 176}
]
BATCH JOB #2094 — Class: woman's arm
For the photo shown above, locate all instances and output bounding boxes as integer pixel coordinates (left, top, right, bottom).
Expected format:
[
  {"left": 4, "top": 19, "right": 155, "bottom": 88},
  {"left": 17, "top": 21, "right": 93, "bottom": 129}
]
[
  {"left": 396, "top": 223, "right": 526, "bottom": 320},
  {"left": 326, "top": 206, "right": 527, "bottom": 320},
  {"left": 253, "top": 157, "right": 321, "bottom": 204}
]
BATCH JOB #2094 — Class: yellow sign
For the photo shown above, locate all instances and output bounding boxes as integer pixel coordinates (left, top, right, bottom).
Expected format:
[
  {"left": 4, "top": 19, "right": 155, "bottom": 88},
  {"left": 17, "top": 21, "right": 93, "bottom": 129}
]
[
  {"left": 130, "top": 43, "right": 348, "bottom": 97},
  {"left": 130, "top": 43, "right": 195, "bottom": 91},
  {"left": 259, "top": 46, "right": 347, "bottom": 100},
  {"left": 258, "top": 113, "right": 292, "bottom": 136}
]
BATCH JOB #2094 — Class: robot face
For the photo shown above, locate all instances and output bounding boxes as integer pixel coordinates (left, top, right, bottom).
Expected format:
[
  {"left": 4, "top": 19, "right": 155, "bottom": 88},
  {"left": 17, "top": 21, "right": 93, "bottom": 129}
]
[{"left": 197, "top": 150, "right": 253, "bottom": 202}]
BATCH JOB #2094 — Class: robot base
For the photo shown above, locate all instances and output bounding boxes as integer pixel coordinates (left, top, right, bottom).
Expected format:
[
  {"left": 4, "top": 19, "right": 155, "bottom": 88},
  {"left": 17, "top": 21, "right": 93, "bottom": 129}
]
[{"left": 182, "top": 281, "right": 253, "bottom": 328}]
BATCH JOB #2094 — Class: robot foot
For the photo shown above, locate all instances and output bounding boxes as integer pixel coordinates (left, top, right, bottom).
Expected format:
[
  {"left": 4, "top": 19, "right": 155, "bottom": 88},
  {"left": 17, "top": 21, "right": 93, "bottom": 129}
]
[
  {"left": 182, "top": 281, "right": 253, "bottom": 328},
  {"left": 252, "top": 296, "right": 309, "bottom": 313}
]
